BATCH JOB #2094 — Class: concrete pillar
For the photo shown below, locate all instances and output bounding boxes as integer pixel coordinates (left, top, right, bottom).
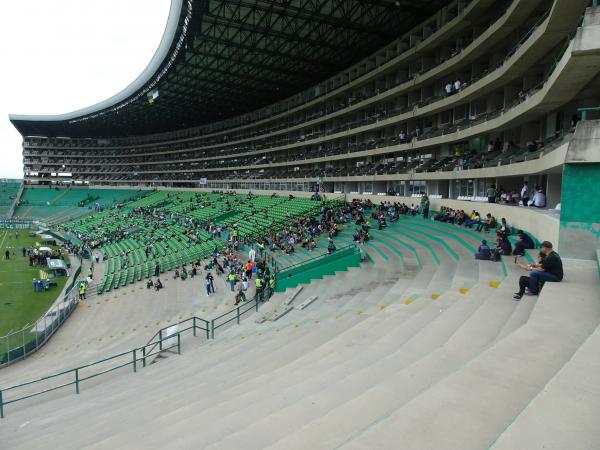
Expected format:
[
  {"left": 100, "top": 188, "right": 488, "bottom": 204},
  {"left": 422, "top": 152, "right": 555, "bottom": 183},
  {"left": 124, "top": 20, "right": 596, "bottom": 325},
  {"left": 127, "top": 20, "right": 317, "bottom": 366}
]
[{"left": 545, "top": 173, "right": 562, "bottom": 208}]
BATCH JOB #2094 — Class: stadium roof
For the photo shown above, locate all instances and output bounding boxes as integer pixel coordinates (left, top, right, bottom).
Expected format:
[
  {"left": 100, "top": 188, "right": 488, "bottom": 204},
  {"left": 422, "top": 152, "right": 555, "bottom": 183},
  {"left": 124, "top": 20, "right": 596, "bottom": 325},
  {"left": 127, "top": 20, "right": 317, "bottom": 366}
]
[{"left": 10, "top": 0, "right": 450, "bottom": 138}]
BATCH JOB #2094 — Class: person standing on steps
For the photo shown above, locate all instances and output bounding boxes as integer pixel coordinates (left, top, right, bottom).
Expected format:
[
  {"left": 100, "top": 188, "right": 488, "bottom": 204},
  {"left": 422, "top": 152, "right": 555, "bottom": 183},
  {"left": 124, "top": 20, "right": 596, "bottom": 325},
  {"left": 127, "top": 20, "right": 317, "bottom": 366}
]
[
  {"left": 205, "top": 272, "right": 215, "bottom": 295},
  {"left": 228, "top": 271, "right": 236, "bottom": 292},
  {"left": 520, "top": 181, "right": 529, "bottom": 206},
  {"left": 420, "top": 194, "right": 430, "bottom": 219},
  {"left": 487, "top": 184, "right": 496, "bottom": 203},
  {"left": 255, "top": 275, "right": 263, "bottom": 301}
]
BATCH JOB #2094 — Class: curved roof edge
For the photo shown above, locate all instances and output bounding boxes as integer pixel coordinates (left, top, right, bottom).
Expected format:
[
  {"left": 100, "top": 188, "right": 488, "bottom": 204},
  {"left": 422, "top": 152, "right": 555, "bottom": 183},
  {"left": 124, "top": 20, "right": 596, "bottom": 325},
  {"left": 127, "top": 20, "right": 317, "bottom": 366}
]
[{"left": 8, "top": 0, "right": 183, "bottom": 125}]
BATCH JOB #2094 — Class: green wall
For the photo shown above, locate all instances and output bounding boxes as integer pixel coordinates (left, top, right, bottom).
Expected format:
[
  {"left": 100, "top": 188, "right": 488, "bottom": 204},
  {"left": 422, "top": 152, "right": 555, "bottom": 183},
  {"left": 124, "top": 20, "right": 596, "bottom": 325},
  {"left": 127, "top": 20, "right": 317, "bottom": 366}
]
[
  {"left": 274, "top": 247, "right": 361, "bottom": 292},
  {"left": 559, "top": 163, "right": 600, "bottom": 259}
]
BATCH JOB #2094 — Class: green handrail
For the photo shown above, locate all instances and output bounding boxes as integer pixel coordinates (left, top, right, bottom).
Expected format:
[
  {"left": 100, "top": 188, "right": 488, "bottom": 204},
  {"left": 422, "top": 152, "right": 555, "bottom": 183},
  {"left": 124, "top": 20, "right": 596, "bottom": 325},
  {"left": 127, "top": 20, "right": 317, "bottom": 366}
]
[
  {"left": 0, "top": 333, "right": 182, "bottom": 418},
  {"left": 0, "top": 286, "right": 273, "bottom": 418},
  {"left": 577, "top": 106, "right": 600, "bottom": 120}
]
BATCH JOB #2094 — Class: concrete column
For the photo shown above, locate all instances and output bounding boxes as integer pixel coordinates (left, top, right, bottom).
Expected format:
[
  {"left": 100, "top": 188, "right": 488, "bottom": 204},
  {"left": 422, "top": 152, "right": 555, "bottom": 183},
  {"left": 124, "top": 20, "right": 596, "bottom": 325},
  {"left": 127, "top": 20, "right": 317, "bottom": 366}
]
[{"left": 545, "top": 173, "right": 562, "bottom": 208}]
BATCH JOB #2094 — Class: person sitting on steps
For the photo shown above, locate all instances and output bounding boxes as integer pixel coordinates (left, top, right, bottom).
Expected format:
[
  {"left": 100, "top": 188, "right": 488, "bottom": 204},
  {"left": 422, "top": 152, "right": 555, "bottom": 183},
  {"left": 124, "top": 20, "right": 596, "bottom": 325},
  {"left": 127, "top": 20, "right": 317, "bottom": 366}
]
[
  {"left": 513, "top": 241, "right": 562, "bottom": 300},
  {"left": 475, "top": 240, "right": 491, "bottom": 260}
]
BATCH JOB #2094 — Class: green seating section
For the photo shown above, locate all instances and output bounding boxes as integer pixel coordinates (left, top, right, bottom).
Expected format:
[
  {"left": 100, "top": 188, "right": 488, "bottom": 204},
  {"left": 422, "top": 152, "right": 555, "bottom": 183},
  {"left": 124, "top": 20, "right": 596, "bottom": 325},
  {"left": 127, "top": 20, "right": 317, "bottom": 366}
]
[
  {"left": 60, "top": 191, "right": 331, "bottom": 294},
  {"left": 0, "top": 181, "right": 21, "bottom": 217},
  {"left": 14, "top": 188, "right": 143, "bottom": 222}
]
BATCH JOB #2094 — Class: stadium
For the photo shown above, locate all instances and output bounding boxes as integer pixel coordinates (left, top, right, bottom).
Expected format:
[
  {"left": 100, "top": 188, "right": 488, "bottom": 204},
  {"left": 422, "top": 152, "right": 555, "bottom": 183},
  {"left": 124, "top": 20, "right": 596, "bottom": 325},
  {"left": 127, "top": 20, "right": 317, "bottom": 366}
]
[{"left": 1, "top": 0, "right": 600, "bottom": 448}]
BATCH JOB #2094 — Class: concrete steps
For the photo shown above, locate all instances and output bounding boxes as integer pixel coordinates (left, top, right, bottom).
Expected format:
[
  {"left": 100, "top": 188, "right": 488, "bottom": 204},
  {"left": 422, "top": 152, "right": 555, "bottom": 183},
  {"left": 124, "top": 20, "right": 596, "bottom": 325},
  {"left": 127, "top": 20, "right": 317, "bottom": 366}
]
[
  {"left": 490, "top": 323, "right": 600, "bottom": 450},
  {"left": 2, "top": 213, "right": 598, "bottom": 450},
  {"left": 332, "top": 260, "right": 600, "bottom": 450}
]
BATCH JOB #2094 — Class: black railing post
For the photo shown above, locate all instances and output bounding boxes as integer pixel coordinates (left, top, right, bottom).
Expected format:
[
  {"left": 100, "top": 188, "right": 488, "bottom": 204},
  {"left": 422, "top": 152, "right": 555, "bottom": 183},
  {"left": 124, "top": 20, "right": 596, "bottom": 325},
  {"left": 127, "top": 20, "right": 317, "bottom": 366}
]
[
  {"left": 193, "top": 317, "right": 197, "bottom": 337},
  {"left": 133, "top": 349, "right": 137, "bottom": 373}
]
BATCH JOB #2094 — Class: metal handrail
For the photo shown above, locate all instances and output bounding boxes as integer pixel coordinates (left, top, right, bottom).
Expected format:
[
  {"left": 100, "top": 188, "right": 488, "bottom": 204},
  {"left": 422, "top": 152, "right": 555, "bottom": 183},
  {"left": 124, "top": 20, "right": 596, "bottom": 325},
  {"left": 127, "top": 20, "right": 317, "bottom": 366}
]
[
  {"left": 0, "top": 285, "right": 273, "bottom": 418},
  {"left": 577, "top": 106, "right": 600, "bottom": 120},
  {"left": 276, "top": 242, "right": 356, "bottom": 272},
  {"left": 0, "top": 333, "right": 182, "bottom": 418}
]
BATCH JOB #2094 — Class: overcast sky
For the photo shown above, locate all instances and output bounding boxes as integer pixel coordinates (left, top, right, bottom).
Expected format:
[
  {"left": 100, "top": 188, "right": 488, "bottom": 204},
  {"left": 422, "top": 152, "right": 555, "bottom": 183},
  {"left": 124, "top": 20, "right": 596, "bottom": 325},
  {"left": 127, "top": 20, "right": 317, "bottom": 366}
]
[{"left": 0, "top": 0, "right": 171, "bottom": 178}]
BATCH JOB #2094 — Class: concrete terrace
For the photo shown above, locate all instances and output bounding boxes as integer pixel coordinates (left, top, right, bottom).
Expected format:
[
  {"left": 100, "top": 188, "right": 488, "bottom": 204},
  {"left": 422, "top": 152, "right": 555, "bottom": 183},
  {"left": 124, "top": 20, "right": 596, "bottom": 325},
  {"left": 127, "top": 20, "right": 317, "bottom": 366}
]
[{"left": 0, "top": 214, "right": 598, "bottom": 449}]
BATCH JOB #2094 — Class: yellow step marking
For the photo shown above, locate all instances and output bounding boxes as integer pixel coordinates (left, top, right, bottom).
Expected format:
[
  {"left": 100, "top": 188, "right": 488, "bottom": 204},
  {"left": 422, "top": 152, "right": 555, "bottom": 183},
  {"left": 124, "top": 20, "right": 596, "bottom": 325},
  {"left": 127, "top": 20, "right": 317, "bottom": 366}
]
[
  {"left": 379, "top": 304, "right": 387, "bottom": 310},
  {"left": 459, "top": 287, "right": 469, "bottom": 294},
  {"left": 431, "top": 293, "right": 440, "bottom": 299},
  {"left": 403, "top": 299, "right": 413, "bottom": 305},
  {"left": 489, "top": 280, "right": 501, "bottom": 288}
]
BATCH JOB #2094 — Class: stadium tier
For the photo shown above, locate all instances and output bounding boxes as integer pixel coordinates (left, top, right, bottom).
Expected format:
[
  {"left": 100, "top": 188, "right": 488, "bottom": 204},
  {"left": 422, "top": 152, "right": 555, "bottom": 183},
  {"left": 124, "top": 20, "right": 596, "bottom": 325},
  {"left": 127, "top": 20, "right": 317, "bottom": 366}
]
[
  {"left": 2, "top": 0, "right": 600, "bottom": 448},
  {"left": 58, "top": 191, "right": 336, "bottom": 294},
  {"left": 10, "top": 0, "right": 600, "bottom": 256},
  {"left": 0, "top": 180, "right": 21, "bottom": 217},
  {"left": 12, "top": 188, "right": 143, "bottom": 223}
]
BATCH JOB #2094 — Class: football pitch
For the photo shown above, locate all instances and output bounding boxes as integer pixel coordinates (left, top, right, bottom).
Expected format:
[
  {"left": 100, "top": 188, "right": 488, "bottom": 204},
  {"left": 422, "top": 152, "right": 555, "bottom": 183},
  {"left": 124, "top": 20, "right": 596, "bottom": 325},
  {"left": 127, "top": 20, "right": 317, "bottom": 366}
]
[{"left": 0, "top": 229, "right": 66, "bottom": 340}]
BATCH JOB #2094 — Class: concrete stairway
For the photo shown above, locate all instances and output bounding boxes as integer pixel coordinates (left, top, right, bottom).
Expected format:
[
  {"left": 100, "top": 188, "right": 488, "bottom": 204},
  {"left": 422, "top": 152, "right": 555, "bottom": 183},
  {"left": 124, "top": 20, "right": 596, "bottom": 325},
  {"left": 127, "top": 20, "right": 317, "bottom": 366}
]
[{"left": 0, "top": 219, "right": 597, "bottom": 450}]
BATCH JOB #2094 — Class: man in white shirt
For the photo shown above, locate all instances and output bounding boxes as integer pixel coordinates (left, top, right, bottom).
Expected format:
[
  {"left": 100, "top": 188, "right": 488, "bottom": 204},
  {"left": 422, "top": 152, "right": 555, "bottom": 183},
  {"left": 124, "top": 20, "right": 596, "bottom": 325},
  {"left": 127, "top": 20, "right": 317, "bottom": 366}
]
[
  {"left": 531, "top": 187, "right": 546, "bottom": 208},
  {"left": 520, "top": 181, "right": 529, "bottom": 206},
  {"left": 454, "top": 80, "right": 462, "bottom": 92},
  {"left": 445, "top": 82, "right": 453, "bottom": 95},
  {"left": 248, "top": 247, "right": 256, "bottom": 263}
]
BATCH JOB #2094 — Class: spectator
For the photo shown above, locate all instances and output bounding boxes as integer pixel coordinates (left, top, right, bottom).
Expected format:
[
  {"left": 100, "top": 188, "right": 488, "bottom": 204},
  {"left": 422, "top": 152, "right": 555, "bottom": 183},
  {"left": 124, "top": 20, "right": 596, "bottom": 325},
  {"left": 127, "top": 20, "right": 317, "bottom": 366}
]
[
  {"left": 531, "top": 187, "right": 546, "bottom": 208},
  {"left": 154, "top": 278, "right": 163, "bottom": 291},
  {"left": 486, "top": 184, "right": 496, "bottom": 203},
  {"left": 475, "top": 240, "right": 492, "bottom": 260},
  {"left": 496, "top": 218, "right": 509, "bottom": 237},
  {"left": 513, "top": 230, "right": 535, "bottom": 256},
  {"left": 327, "top": 239, "right": 336, "bottom": 255},
  {"left": 520, "top": 181, "right": 529, "bottom": 206},
  {"left": 513, "top": 252, "right": 546, "bottom": 299},
  {"left": 420, "top": 195, "right": 430, "bottom": 219},
  {"left": 491, "top": 236, "right": 512, "bottom": 261},
  {"left": 513, "top": 241, "right": 562, "bottom": 299},
  {"left": 464, "top": 211, "right": 481, "bottom": 229},
  {"left": 476, "top": 213, "right": 495, "bottom": 232},
  {"left": 205, "top": 272, "right": 215, "bottom": 295},
  {"left": 228, "top": 271, "right": 236, "bottom": 291}
]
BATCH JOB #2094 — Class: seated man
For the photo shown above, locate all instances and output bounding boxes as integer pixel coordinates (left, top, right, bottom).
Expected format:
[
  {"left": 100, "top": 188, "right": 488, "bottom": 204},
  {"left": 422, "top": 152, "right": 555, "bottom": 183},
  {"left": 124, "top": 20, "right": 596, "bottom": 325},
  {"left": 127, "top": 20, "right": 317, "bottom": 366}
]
[
  {"left": 474, "top": 240, "right": 492, "bottom": 260},
  {"left": 513, "top": 230, "right": 535, "bottom": 256},
  {"left": 476, "top": 213, "right": 494, "bottom": 232},
  {"left": 513, "top": 241, "right": 562, "bottom": 299},
  {"left": 491, "top": 236, "right": 512, "bottom": 261},
  {"left": 530, "top": 187, "right": 546, "bottom": 208}
]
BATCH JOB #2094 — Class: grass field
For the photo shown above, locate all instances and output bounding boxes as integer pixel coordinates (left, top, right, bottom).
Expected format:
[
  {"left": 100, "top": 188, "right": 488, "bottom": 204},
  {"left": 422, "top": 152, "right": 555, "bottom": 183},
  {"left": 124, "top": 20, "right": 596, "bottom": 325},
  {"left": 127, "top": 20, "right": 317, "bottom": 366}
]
[{"left": 0, "top": 229, "right": 67, "bottom": 340}]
